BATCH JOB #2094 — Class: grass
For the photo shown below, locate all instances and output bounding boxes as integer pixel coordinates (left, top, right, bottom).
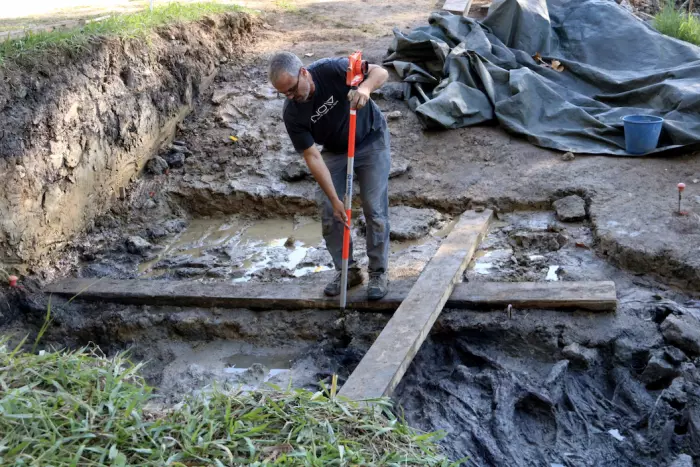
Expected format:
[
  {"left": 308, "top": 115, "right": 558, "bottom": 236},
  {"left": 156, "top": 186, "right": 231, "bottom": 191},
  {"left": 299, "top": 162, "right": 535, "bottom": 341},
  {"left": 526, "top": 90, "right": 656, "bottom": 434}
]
[
  {"left": 0, "top": 341, "right": 459, "bottom": 466},
  {"left": 654, "top": 1, "right": 700, "bottom": 46},
  {"left": 0, "top": 2, "right": 245, "bottom": 65},
  {"left": 274, "top": 0, "right": 300, "bottom": 13}
]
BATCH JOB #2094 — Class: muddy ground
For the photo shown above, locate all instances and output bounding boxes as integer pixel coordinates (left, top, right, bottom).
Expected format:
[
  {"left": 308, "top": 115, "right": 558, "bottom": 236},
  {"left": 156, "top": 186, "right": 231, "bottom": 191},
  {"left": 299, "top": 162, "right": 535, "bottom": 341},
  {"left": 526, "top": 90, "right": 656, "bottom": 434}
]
[
  {"left": 2, "top": 0, "right": 700, "bottom": 466},
  {"left": 58, "top": 0, "right": 700, "bottom": 291},
  {"left": 9, "top": 210, "right": 700, "bottom": 466}
]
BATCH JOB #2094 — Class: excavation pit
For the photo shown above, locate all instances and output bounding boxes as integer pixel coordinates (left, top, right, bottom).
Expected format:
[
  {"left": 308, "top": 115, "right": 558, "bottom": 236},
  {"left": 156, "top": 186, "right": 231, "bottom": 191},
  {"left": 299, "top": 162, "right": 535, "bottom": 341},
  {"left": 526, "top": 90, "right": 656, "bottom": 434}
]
[
  {"left": 13, "top": 207, "right": 694, "bottom": 465},
  {"left": 1, "top": 5, "right": 699, "bottom": 463}
]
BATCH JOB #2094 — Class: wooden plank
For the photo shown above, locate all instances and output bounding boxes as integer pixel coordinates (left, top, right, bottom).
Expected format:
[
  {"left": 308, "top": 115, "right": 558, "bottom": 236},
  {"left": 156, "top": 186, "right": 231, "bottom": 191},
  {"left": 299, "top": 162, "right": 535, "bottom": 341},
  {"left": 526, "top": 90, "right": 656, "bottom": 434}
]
[
  {"left": 338, "top": 209, "right": 493, "bottom": 400},
  {"left": 452, "top": 281, "right": 617, "bottom": 312},
  {"left": 45, "top": 278, "right": 617, "bottom": 312},
  {"left": 44, "top": 276, "right": 413, "bottom": 312},
  {"left": 443, "top": 0, "right": 474, "bottom": 16}
]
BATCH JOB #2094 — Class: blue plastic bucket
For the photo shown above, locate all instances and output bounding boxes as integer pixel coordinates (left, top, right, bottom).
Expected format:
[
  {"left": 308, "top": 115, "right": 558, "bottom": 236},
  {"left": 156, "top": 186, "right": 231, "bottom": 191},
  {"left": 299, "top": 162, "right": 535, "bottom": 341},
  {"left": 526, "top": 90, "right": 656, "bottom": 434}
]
[{"left": 622, "top": 115, "right": 664, "bottom": 154}]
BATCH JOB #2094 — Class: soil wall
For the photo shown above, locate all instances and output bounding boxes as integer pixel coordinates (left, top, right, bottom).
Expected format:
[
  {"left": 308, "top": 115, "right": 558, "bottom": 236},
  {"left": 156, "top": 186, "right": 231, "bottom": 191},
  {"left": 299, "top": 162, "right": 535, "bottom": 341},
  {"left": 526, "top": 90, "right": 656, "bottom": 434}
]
[{"left": 0, "top": 12, "right": 259, "bottom": 273}]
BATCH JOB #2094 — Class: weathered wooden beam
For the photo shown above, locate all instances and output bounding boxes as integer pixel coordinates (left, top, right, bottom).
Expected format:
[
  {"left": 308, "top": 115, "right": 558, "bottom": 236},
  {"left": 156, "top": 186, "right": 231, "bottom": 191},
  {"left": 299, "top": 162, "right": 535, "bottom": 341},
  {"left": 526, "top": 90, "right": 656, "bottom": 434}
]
[
  {"left": 443, "top": 0, "right": 475, "bottom": 16},
  {"left": 45, "top": 278, "right": 617, "bottom": 312},
  {"left": 338, "top": 209, "right": 493, "bottom": 401},
  {"left": 453, "top": 281, "right": 617, "bottom": 311},
  {"left": 45, "top": 277, "right": 410, "bottom": 312}
]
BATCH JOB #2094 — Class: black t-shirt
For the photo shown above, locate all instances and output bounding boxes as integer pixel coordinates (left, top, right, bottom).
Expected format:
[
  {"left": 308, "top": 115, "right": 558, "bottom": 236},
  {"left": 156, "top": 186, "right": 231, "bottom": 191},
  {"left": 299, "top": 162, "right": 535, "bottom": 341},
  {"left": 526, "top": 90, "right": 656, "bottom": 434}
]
[{"left": 283, "top": 57, "right": 385, "bottom": 154}]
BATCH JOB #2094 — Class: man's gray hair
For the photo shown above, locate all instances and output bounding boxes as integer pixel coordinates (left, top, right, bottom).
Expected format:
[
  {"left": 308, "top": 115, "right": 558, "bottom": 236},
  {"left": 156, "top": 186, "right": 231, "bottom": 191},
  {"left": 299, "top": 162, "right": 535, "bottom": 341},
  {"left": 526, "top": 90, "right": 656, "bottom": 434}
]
[{"left": 268, "top": 51, "right": 303, "bottom": 84}]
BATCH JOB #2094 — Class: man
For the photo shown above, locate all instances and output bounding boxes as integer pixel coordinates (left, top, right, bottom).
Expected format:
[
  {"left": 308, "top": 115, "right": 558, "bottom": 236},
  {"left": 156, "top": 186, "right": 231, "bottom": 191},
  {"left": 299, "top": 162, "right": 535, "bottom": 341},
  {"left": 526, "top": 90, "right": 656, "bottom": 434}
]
[{"left": 268, "top": 51, "right": 391, "bottom": 300}]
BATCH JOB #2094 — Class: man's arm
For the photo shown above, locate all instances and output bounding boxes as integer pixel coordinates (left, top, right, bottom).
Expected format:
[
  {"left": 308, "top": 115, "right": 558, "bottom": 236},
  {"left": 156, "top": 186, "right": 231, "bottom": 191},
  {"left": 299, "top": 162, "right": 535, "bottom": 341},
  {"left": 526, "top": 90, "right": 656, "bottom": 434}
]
[
  {"left": 360, "top": 64, "right": 389, "bottom": 94},
  {"left": 349, "top": 64, "right": 389, "bottom": 109},
  {"left": 302, "top": 145, "right": 347, "bottom": 223}
]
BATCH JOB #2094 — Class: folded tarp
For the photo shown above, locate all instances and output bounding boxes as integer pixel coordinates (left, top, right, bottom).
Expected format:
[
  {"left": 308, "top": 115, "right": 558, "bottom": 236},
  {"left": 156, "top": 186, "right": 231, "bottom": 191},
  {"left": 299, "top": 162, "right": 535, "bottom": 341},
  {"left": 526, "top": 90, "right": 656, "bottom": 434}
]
[{"left": 383, "top": 0, "right": 700, "bottom": 155}]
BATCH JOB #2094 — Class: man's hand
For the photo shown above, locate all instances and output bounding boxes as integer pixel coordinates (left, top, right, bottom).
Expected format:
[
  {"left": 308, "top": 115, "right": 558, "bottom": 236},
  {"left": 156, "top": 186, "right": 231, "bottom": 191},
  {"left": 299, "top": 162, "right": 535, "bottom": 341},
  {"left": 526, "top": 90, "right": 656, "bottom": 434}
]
[
  {"left": 332, "top": 197, "right": 348, "bottom": 224},
  {"left": 347, "top": 87, "right": 370, "bottom": 110},
  {"left": 301, "top": 146, "right": 350, "bottom": 225},
  {"left": 346, "top": 64, "right": 388, "bottom": 110}
]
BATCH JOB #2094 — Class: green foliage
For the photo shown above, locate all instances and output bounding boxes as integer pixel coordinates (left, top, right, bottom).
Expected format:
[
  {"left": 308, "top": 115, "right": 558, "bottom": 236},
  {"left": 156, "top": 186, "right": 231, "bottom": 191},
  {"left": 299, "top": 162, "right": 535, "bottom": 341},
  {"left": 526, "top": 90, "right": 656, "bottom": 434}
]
[
  {"left": 0, "top": 343, "right": 459, "bottom": 466},
  {"left": 0, "top": 2, "right": 245, "bottom": 65},
  {"left": 654, "top": 2, "right": 700, "bottom": 46},
  {"left": 274, "top": 0, "right": 300, "bottom": 12}
]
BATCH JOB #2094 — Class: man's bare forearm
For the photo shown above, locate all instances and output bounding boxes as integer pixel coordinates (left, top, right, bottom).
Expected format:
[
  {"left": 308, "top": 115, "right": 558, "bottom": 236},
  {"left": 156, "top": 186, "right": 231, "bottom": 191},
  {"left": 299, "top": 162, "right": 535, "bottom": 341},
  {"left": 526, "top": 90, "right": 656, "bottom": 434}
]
[
  {"left": 358, "top": 64, "right": 388, "bottom": 94},
  {"left": 303, "top": 146, "right": 340, "bottom": 204}
]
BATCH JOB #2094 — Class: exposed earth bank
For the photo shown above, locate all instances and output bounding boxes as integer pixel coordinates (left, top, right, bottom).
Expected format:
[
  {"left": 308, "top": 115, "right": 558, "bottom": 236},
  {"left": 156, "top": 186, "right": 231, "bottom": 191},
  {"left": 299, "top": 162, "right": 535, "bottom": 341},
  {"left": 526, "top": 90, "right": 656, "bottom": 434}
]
[{"left": 0, "top": 11, "right": 259, "bottom": 273}]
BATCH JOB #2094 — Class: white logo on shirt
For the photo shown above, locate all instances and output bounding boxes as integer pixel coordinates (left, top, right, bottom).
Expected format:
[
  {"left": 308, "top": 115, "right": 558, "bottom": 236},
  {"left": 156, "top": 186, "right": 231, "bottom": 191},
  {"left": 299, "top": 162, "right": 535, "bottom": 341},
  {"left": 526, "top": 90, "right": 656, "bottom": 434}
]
[{"left": 310, "top": 96, "right": 338, "bottom": 123}]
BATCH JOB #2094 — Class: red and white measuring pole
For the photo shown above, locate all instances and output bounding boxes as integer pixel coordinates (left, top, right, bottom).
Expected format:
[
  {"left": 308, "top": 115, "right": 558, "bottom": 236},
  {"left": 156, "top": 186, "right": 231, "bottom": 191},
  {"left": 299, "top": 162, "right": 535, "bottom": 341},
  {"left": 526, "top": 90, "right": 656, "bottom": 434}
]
[{"left": 340, "top": 51, "right": 368, "bottom": 310}]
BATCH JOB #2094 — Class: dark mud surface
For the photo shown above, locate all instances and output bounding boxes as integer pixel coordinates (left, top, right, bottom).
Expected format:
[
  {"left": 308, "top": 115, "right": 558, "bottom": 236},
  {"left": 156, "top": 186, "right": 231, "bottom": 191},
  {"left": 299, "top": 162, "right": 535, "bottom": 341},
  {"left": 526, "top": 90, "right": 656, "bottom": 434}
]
[
  {"left": 5, "top": 209, "right": 699, "bottom": 466},
  {"left": 2, "top": 0, "right": 700, "bottom": 466},
  {"left": 396, "top": 310, "right": 700, "bottom": 466},
  {"left": 391, "top": 212, "right": 700, "bottom": 466}
]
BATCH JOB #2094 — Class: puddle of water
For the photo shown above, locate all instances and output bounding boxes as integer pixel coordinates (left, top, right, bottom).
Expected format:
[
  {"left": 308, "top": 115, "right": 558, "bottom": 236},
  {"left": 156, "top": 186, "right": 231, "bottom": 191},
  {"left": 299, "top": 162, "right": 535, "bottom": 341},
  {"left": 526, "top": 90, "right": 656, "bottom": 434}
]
[
  {"left": 546, "top": 265, "right": 561, "bottom": 281},
  {"left": 223, "top": 353, "right": 293, "bottom": 372},
  {"left": 139, "top": 218, "right": 243, "bottom": 274},
  {"left": 159, "top": 340, "right": 322, "bottom": 396},
  {"left": 282, "top": 246, "right": 308, "bottom": 270},
  {"left": 474, "top": 262, "right": 495, "bottom": 275},
  {"left": 140, "top": 214, "right": 477, "bottom": 282},
  {"left": 229, "top": 218, "right": 332, "bottom": 281},
  {"left": 139, "top": 216, "right": 333, "bottom": 281},
  {"left": 474, "top": 250, "right": 488, "bottom": 260},
  {"left": 470, "top": 248, "right": 514, "bottom": 276},
  {"left": 222, "top": 353, "right": 296, "bottom": 390},
  {"left": 241, "top": 218, "right": 320, "bottom": 247}
]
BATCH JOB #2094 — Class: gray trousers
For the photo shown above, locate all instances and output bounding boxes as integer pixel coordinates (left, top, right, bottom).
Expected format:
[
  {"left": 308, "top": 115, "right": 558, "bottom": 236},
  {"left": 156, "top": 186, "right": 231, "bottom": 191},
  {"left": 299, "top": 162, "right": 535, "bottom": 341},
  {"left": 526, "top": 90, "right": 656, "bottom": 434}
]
[{"left": 319, "top": 128, "right": 391, "bottom": 274}]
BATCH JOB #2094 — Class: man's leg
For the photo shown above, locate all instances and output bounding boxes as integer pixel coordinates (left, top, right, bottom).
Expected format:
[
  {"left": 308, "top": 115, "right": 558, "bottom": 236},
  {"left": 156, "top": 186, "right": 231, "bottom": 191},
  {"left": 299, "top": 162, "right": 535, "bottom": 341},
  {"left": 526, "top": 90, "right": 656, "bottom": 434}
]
[
  {"left": 319, "top": 152, "right": 363, "bottom": 296},
  {"left": 354, "top": 129, "right": 391, "bottom": 299}
]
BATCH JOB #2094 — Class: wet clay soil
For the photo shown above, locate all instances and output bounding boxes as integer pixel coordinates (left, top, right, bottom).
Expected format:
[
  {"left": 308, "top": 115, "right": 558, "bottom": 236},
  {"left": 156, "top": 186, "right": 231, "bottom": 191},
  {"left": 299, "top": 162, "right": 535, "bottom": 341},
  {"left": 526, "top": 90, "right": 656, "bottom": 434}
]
[
  {"left": 13, "top": 209, "right": 698, "bottom": 467},
  {"left": 2, "top": 0, "right": 700, "bottom": 466},
  {"left": 399, "top": 214, "right": 700, "bottom": 466}
]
